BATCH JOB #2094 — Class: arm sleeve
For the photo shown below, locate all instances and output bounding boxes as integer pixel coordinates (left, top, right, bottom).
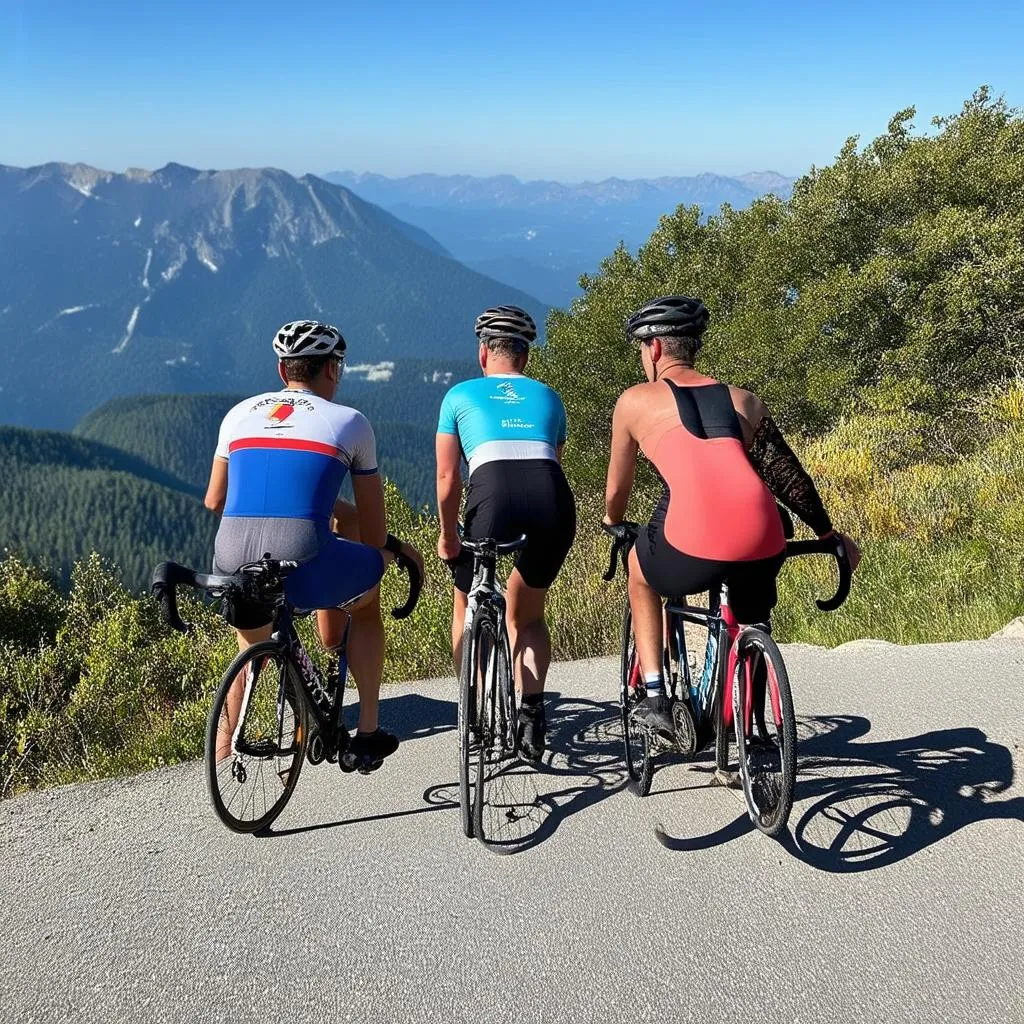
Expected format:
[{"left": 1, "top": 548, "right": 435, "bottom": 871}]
[
  {"left": 747, "top": 416, "right": 833, "bottom": 537},
  {"left": 437, "top": 390, "right": 458, "bottom": 435},
  {"left": 348, "top": 413, "right": 379, "bottom": 476}
]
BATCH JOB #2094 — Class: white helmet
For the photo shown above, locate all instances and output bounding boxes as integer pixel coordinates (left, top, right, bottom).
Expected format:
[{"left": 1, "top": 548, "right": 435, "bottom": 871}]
[{"left": 272, "top": 320, "right": 346, "bottom": 360}]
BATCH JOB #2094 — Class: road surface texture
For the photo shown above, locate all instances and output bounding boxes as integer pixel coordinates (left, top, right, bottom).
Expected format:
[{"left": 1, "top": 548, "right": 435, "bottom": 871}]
[{"left": 2, "top": 640, "right": 1023, "bottom": 1023}]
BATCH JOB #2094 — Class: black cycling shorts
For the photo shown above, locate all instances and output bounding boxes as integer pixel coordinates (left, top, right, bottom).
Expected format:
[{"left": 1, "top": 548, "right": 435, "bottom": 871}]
[
  {"left": 451, "top": 459, "right": 576, "bottom": 594},
  {"left": 637, "top": 496, "right": 785, "bottom": 624}
]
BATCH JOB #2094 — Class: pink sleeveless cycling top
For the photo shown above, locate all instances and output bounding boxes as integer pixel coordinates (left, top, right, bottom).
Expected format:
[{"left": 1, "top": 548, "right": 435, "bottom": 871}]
[{"left": 639, "top": 380, "right": 785, "bottom": 563}]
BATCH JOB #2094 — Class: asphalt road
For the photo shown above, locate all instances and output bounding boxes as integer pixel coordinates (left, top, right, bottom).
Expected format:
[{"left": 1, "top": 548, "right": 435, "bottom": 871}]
[{"left": 2, "top": 640, "right": 1023, "bottom": 1023}]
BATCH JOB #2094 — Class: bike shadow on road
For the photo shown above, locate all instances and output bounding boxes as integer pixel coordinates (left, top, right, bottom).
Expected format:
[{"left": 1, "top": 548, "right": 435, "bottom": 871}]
[
  {"left": 655, "top": 714, "right": 1024, "bottom": 872},
  {"left": 347, "top": 692, "right": 458, "bottom": 742},
  {"left": 260, "top": 694, "right": 629, "bottom": 845},
  {"left": 425, "top": 693, "right": 632, "bottom": 856}
]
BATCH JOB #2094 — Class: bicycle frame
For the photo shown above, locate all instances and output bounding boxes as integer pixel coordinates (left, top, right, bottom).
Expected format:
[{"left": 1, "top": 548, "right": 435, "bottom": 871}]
[{"left": 272, "top": 602, "right": 351, "bottom": 739}]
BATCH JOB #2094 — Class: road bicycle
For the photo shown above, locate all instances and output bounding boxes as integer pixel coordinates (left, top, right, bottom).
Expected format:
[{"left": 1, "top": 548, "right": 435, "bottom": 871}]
[
  {"left": 456, "top": 534, "right": 528, "bottom": 845},
  {"left": 601, "top": 519, "right": 851, "bottom": 837},
  {"left": 151, "top": 549, "right": 420, "bottom": 834}
]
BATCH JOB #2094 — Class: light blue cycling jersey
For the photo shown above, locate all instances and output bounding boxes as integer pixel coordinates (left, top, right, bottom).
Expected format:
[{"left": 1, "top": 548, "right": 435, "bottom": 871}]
[{"left": 437, "top": 374, "right": 568, "bottom": 475}]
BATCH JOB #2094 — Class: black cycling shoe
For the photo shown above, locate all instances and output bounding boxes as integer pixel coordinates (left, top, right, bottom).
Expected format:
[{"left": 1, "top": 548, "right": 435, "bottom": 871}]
[
  {"left": 632, "top": 694, "right": 676, "bottom": 741},
  {"left": 517, "top": 702, "right": 547, "bottom": 763},
  {"left": 340, "top": 729, "right": 399, "bottom": 774}
]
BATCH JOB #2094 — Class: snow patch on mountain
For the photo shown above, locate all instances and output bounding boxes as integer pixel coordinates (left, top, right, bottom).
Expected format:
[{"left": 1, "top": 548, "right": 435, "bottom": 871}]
[
  {"left": 112, "top": 306, "right": 141, "bottom": 354},
  {"left": 348, "top": 361, "right": 395, "bottom": 382},
  {"left": 161, "top": 244, "right": 187, "bottom": 282}
]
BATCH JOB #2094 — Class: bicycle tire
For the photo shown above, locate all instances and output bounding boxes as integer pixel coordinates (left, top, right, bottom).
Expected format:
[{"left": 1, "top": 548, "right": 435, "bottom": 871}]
[
  {"left": 205, "top": 640, "right": 308, "bottom": 834},
  {"left": 620, "top": 603, "right": 652, "bottom": 797},
  {"left": 473, "top": 612, "right": 513, "bottom": 844},
  {"left": 713, "top": 623, "right": 732, "bottom": 774},
  {"left": 732, "top": 628, "right": 796, "bottom": 837},
  {"left": 457, "top": 611, "right": 481, "bottom": 839}
]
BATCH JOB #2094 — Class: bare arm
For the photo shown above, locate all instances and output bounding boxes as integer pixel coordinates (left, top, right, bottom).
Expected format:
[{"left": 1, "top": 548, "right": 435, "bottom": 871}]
[
  {"left": 351, "top": 473, "right": 388, "bottom": 549},
  {"left": 204, "top": 457, "right": 228, "bottom": 514},
  {"left": 604, "top": 391, "right": 639, "bottom": 524},
  {"left": 436, "top": 433, "right": 463, "bottom": 552}
]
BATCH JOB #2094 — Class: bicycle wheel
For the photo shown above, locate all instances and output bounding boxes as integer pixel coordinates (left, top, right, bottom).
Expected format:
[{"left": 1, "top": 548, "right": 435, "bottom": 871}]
[
  {"left": 732, "top": 628, "right": 796, "bottom": 837},
  {"left": 620, "top": 603, "right": 652, "bottom": 797},
  {"left": 458, "top": 609, "right": 486, "bottom": 838},
  {"left": 713, "top": 623, "right": 732, "bottom": 774},
  {"left": 205, "top": 640, "right": 308, "bottom": 834},
  {"left": 473, "top": 613, "right": 515, "bottom": 843}
]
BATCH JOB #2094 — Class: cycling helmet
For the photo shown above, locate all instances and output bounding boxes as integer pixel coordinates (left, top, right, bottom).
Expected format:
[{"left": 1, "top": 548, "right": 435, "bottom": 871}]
[
  {"left": 474, "top": 305, "right": 537, "bottom": 347},
  {"left": 625, "top": 295, "right": 710, "bottom": 343},
  {"left": 272, "top": 320, "right": 346, "bottom": 360}
]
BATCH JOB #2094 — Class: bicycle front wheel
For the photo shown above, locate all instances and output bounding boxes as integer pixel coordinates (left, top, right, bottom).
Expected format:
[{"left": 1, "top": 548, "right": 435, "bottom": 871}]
[
  {"left": 473, "top": 614, "right": 515, "bottom": 844},
  {"left": 205, "top": 640, "right": 308, "bottom": 834},
  {"left": 732, "top": 628, "right": 796, "bottom": 837}
]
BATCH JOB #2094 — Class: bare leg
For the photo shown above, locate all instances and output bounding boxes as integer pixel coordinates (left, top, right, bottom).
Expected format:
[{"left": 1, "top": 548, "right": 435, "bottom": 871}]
[
  {"left": 505, "top": 570, "right": 550, "bottom": 698},
  {"left": 451, "top": 588, "right": 468, "bottom": 676},
  {"left": 218, "top": 623, "right": 273, "bottom": 761},
  {"left": 322, "top": 501, "right": 393, "bottom": 734},
  {"left": 627, "top": 546, "right": 664, "bottom": 681}
]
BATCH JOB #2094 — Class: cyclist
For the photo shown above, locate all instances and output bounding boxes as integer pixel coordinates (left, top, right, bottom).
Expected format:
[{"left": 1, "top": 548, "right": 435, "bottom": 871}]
[
  {"left": 603, "top": 296, "right": 860, "bottom": 738},
  {"left": 203, "top": 320, "right": 422, "bottom": 769},
  {"left": 436, "top": 305, "right": 576, "bottom": 762}
]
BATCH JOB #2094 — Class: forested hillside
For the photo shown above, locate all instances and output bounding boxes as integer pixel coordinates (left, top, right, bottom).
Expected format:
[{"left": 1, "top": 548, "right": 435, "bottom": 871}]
[
  {"left": 72, "top": 358, "right": 478, "bottom": 509},
  {"left": 0, "top": 427, "right": 215, "bottom": 589}
]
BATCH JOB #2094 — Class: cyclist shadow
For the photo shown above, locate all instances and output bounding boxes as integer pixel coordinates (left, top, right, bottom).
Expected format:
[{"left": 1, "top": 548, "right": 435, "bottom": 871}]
[
  {"left": 656, "top": 714, "right": 1024, "bottom": 872},
  {"left": 440, "top": 692, "right": 630, "bottom": 855},
  {"left": 344, "top": 692, "right": 457, "bottom": 742}
]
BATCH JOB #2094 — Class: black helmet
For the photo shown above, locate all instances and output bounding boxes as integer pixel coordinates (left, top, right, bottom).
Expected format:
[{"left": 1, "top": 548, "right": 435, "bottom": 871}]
[
  {"left": 625, "top": 296, "right": 710, "bottom": 343},
  {"left": 474, "top": 305, "right": 537, "bottom": 347}
]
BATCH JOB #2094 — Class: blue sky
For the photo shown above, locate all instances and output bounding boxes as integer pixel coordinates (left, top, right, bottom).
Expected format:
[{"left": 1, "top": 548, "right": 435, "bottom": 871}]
[{"left": 2, "top": 0, "right": 1022, "bottom": 181}]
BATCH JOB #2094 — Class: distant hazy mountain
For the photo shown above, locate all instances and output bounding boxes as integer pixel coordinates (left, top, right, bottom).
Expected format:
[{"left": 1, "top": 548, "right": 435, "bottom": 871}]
[
  {"left": 0, "top": 163, "right": 545, "bottom": 430},
  {"left": 324, "top": 170, "right": 797, "bottom": 304}
]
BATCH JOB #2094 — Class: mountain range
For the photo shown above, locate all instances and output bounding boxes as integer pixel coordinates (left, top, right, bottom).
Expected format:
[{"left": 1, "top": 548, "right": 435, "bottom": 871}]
[
  {"left": 324, "top": 170, "right": 797, "bottom": 303},
  {"left": 0, "top": 162, "right": 544, "bottom": 430}
]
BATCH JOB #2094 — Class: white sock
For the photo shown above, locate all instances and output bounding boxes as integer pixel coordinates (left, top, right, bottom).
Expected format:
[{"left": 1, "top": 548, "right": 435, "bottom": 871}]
[{"left": 644, "top": 671, "right": 664, "bottom": 695}]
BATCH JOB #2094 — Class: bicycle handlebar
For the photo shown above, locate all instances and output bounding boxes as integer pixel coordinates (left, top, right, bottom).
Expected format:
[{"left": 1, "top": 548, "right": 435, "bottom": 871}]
[
  {"left": 150, "top": 560, "right": 281, "bottom": 634},
  {"left": 600, "top": 520, "right": 852, "bottom": 612},
  {"left": 785, "top": 534, "right": 852, "bottom": 612},
  {"left": 459, "top": 534, "right": 529, "bottom": 558},
  {"left": 601, "top": 522, "right": 639, "bottom": 582},
  {"left": 390, "top": 549, "right": 422, "bottom": 620},
  {"left": 152, "top": 539, "right": 423, "bottom": 630}
]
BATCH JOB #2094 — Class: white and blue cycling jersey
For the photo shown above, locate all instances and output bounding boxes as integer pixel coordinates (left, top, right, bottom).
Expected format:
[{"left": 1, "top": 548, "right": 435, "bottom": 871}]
[
  {"left": 212, "top": 388, "right": 383, "bottom": 616},
  {"left": 437, "top": 374, "right": 567, "bottom": 475},
  {"left": 215, "top": 388, "right": 378, "bottom": 523}
]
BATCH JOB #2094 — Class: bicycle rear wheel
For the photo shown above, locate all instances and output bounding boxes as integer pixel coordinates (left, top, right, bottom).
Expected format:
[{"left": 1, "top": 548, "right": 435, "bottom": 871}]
[
  {"left": 620, "top": 603, "right": 652, "bottom": 797},
  {"left": 205, "top": 640, "right": 308, "bottom": 834},
  {"left": 473, "top": 614, "right": 516, "bottom": 844},
  {"left": 732, "top": 628, "right": 796, "bottom": 837},
  {"left": 458, "top": 608, "right": 489, "bottom": 838}
]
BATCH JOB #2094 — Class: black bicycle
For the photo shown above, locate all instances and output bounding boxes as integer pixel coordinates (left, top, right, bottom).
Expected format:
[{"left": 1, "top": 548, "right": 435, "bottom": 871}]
[
  {"left": 456, "top": 534, "right": 528, "bottom": 845},
  {"left": 602, "top": 518, "right": 851, "bottom": 837},
  {"left": 151, "top": 550, "right": 420, "bottom": 834}
]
